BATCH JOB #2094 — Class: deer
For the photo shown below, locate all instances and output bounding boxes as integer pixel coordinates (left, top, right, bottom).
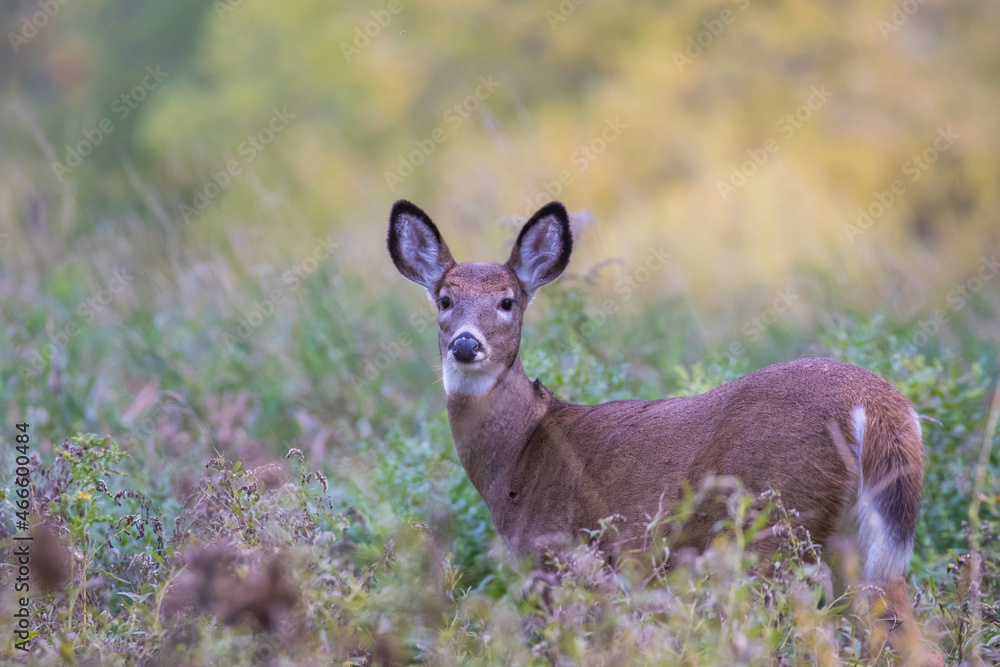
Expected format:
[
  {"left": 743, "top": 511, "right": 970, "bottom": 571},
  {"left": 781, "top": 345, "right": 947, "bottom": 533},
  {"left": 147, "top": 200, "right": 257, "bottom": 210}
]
[{"left": 386, "top": 199, "right": 943, "bottom": 666}]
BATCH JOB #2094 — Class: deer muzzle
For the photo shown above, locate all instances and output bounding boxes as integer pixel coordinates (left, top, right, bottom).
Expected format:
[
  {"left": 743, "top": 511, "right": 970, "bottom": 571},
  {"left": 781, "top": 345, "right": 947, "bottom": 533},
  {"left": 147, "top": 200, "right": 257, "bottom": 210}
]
[{"left": 449, "top": 332, "right": 481, "bottom": 363}]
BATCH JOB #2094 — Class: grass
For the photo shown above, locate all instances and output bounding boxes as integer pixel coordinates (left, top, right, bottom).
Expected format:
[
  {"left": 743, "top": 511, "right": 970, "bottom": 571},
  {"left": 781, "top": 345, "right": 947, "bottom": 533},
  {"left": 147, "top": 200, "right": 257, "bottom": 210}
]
[
  {"left": 3, "top": 1, "right": 999, "bottom": 661},
  {"left": 1, "top": 228, "right": 998, "bottom": 664}
]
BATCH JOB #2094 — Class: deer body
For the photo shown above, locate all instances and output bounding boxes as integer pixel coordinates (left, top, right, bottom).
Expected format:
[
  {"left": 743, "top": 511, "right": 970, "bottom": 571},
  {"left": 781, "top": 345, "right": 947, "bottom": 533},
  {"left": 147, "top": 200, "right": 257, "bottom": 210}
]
[
  {"left": 387, "top": 200, "right": 941, "bottom": 665},
  {"left": 449, "top": 353, "right": 919, "bottom": 573}
]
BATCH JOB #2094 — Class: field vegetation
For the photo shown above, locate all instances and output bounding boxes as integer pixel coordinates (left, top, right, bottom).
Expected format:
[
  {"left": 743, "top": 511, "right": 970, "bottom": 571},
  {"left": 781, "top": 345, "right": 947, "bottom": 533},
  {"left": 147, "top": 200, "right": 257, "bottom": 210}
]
[{"left": 1, "top": 0, "right": 998, "bottom": 664}]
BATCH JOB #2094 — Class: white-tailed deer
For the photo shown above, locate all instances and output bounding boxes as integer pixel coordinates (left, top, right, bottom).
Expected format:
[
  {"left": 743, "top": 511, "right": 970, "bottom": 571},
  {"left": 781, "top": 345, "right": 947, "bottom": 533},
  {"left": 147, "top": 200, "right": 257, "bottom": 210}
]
[{"left": 387, "top": 199, "right": 943, "bottom": 665}]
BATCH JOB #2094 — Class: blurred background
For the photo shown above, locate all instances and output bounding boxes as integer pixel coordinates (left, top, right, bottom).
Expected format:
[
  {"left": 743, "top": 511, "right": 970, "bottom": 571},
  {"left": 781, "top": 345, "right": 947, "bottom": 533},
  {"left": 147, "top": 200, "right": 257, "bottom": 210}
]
[
  {"left": 0, "top": 0, "right": 1000, "bottom": 448},
  {"left": 2, "top": 2, "right": 1000, "bottom": 662},
  {"left": 1, "top": 0, "right": 998, "bottom": 477}
]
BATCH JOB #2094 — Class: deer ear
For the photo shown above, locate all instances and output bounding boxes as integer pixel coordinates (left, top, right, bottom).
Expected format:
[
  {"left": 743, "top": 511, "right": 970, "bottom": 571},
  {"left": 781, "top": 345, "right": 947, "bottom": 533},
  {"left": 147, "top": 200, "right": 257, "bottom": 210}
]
[
  {"left": 507, "top": 201, "right": 572, "bottom": 297},
  {"left": 388, "top": 200, "right": 456, "bottom": 290}
]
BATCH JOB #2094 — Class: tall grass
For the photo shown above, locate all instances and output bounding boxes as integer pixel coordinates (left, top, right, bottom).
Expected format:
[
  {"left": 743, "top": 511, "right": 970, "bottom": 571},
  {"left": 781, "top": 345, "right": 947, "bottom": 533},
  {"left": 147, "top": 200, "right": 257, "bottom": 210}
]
[
  {"left": 0, "top": 184, "right": 997, "bottom": 662},
  {"left": 1, "top": 1, "right": 999, "bottom": 658}
]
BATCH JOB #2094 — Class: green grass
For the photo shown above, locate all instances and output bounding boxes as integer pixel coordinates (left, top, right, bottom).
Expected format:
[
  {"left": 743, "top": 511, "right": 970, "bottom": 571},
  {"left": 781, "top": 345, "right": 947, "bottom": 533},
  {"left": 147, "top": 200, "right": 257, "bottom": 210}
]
[
  {"left": 3, "top": 1, "right": 999, "bottom": 662},
  {"left": 1, "top": 256, "right": 998, "bottom": 664}
]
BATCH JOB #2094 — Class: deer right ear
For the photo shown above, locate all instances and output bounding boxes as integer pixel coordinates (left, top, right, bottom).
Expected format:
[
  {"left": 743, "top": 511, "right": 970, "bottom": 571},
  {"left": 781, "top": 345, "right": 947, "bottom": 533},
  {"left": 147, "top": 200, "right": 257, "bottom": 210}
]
[
  {"left": 388, "top": 200, "right": 456, "bottom": 290},
  {"left": 507, "top": 201, "right": 573, "bottom": 298}
]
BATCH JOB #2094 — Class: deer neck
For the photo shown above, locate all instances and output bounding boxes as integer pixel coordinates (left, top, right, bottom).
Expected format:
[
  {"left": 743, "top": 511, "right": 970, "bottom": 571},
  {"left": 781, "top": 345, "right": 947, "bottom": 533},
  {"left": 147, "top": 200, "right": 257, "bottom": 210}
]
[{"left": 445, "top": 357, "right": 555, "bottom": 505}]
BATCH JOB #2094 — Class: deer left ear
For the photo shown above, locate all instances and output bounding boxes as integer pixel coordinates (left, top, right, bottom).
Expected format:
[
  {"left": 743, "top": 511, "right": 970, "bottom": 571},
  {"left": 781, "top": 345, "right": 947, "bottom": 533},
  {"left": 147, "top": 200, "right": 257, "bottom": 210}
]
[
  {"left": 507, "top": 201, "right": 573, "bottom": 297},
  {"left": 388, "top": 200, "right": 456, "bottom": 291}
]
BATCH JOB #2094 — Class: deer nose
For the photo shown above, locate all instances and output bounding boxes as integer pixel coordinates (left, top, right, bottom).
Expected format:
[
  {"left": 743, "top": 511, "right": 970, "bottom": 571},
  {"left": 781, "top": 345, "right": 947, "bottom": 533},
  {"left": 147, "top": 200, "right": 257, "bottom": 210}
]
[{"left": 449, "top": 333, "right": 481, "bottom": 363}]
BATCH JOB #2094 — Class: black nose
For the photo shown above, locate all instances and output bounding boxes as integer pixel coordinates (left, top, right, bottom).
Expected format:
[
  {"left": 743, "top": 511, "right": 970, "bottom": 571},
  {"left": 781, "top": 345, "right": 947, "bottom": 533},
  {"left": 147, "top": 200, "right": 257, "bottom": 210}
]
[{"left": 449, "top": 333, "right": 480, "bottom": 363}]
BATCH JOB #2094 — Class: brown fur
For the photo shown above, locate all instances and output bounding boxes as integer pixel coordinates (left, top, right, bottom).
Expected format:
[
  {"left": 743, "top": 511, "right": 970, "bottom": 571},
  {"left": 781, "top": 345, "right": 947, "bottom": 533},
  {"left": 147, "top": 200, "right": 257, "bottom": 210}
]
[
  {"left": 452, "top": 356, "right": 910, "bottom": 561},
  {"left": 387, "top": 200, "right": 943, "bottom": 666}
]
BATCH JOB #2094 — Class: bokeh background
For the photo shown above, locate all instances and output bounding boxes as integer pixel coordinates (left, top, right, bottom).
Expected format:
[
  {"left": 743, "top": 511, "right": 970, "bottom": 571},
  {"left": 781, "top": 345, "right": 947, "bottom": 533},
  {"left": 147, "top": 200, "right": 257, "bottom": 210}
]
[
  {"left": 4, "top": 1, "right": 999, "bottom": 386},
  {"left": 1, "top": 0, "right": 999, "bottom": 663}
]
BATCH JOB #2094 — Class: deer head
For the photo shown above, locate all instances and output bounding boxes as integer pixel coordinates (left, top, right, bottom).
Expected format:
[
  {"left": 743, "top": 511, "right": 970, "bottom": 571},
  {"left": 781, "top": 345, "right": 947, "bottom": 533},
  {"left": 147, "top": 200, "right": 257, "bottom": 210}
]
[{"left": 387, "top": 200, "right": 572, "bottom": 396}]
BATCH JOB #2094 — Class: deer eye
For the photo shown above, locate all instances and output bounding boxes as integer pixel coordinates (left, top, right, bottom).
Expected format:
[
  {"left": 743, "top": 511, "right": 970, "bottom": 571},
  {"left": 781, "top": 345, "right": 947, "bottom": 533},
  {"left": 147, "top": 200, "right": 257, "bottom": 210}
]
[
  {"left": 500, "top": 298, "right": 514, "bottom": 311},
  {"left": 439, "top": 296, "right": 451, "bottom": 309}
]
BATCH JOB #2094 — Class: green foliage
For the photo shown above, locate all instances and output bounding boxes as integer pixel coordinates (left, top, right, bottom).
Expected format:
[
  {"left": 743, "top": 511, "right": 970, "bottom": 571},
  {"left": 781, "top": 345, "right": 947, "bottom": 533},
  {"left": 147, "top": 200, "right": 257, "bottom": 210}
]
[
  {"left": 1, "top": 214, "right": 997, "bottom": 663},
  {"left": 46, "top": 435, "right": 130, "bottom": 549},
  {"left": 1, "top": 221, "right": 997, "bottom": 664},
  {"left": 2, "top": 314, "right": 997, "bottom": 664},
  {"left": 1, "top": 0, "right": 998, "bottom": 663}
]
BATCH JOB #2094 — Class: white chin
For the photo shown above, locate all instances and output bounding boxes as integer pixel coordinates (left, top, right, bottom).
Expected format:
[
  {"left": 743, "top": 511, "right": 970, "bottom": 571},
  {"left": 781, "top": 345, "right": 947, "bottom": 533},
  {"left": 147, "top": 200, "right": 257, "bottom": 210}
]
[{"left": 442, "top": 358, "right": 499, "bottom": 397}]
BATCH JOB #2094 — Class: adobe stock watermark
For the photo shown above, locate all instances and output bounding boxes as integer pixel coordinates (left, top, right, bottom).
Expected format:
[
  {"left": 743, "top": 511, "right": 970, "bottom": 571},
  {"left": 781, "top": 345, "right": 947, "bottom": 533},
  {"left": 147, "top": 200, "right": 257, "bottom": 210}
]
[
  {"left": 877, "top": 0, "right": 929, "bottom": 39},
  {"left": 340, "top": 0, "right": 406, "bottom": 62},
  {"left": 8, "top": 0, "right": 73, "bottom": 53},
  {"left": 546, "top": 0, "right": 590, "bottom": 30},
  {"left": 725, "top": 288, "right": 798, "bottom": 361},
  {"left": 349, "top": 299, "right": 437, "bottom": 389},
  {"left": 518, "top": 116, "right": 628, "bottom": 217},
  {"left": 716, "top": 84, "right": 832, "bottom": 200},
  {"left": 383, "top": 75, "right": 502, "bottom": 191},
  {"left": 213, "top": 0, "right": 247, "bottom": 20},
  {"left": 49, "top": 66, "right": 170, "bottom": 181},
  {"left": 179, "top": 107, "right": 296, "bottom": 224},
  {"left": 843, "top": 126, "right": 959, "bottom": 243},
  {"left": 576, "top": 245, "right": 673, "bottom": 339},
  {"left": 673, "top": 0, "right": 751, "bottom": 71},
  {"left": 221, "top": 234, "right": 339, "bottom": 353},
  {"left": 119, "top": 394, "right": 215, "bottom": 451},
  {"left": 20, "top": 268, "right": 134, "bottom": 378},
  {"left": 910, "top": 254, "right": 999, "bottom": 348}
]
